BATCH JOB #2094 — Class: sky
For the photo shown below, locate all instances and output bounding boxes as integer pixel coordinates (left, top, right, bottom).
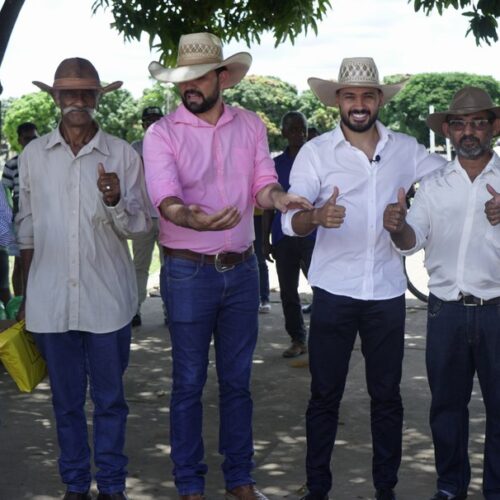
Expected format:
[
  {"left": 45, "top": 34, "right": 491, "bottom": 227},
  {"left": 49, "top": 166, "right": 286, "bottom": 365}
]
[{"left": 0, "top": 0, "right": 499, "bottom": 100}]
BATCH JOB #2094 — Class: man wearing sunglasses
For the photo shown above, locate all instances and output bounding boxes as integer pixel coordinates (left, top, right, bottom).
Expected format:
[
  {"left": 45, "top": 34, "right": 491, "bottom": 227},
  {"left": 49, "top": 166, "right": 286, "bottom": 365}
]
[{"left": 383, "top": 86, "right": 500, "bottom": 500}]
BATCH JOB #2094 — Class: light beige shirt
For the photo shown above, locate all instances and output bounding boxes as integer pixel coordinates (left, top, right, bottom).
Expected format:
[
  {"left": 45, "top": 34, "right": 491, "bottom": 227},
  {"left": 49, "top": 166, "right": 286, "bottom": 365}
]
[{"left": 17, "top": 126, "right": 152, "bottom": 333}]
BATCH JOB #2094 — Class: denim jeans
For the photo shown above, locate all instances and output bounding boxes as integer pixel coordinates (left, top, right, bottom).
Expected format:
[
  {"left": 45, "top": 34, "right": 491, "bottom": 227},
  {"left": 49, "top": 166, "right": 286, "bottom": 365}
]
[
  {"left": 306, "top": 288, "right": 405, "bottom": 496},
  {"left": 161, "top": 254, "right": 259, "bottom": 495},
  {"left": 253, "top": 215, "right": 270, "bottom": 303},
  {"left": 33, "top": 326, "right": 131, "bottom": 494},
  {"left": 426, "top": 294, "right": 500, "bottom": 499},
  {"left": 274, "top": 236, "right": 315, "bottom": 343}
]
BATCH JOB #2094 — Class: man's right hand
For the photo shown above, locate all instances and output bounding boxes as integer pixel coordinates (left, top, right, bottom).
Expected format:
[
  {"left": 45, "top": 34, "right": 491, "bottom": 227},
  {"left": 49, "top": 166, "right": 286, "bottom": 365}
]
[
  {"left": 314, "top": 186, "right": 346, "bottom": 228},
  {"left": 383, "top": 187, "right": 407, "bottom": 233},
  {"left": 186, "top": 204, "right": 242, "bottom": 231}
]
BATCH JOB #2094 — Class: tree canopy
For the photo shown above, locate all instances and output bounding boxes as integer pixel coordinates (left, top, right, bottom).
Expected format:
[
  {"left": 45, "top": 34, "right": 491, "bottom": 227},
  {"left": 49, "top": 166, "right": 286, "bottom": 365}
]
[{"left": 91, "top": 0, "right": 332, "bottom": 65}]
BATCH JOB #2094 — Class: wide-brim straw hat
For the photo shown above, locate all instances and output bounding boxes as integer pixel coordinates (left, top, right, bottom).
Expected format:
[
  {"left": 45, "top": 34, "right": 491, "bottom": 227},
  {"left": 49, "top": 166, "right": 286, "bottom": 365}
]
[
  {"left": 33, "top": 57, "right": 122, "bottom": 95},
  {"left": 426, "top": 86, "right": 500, "bottom": 136},
  {"left": 308, "top": 57, "right": 406, "bottom": 107},
  {"left": 149, "top": 32, "right": 252, "bottom": 89}
]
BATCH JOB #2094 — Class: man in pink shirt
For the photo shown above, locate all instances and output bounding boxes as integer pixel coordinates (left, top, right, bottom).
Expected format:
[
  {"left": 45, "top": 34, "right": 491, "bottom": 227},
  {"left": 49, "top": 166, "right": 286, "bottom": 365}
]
[{"left": 143, "top": 33, "right": 311, "bottom": 500}]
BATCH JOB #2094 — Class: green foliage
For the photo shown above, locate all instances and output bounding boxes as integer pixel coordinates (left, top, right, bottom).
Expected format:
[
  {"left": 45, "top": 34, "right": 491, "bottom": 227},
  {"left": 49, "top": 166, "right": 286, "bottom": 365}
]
[
  {"left": 380, "top": 72, "right": 500, "bottom": 146},
  {"left": 225, "top": 75, "right": 300, "bottom": 150},
  {"left": 2, "top": 92, "right": 57, "bottom": 152},
  {"left": 92, "top": 0, "right": 332, "bottom": 65},
  {"left": 95, "top": 88, "right": 141, "bottom": 142},
  {"left": 296, "top": 89, "right": 339, "bottom": 132},
  {"left": 138, "top": 81, "right": 180, "bottom": 115},
  {"left": 410, "top": 0, "right": 499, "bottom": 45}
]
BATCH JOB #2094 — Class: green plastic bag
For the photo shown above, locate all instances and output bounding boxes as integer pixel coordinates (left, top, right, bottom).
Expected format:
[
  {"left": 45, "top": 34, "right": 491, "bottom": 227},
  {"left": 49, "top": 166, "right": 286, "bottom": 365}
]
[
  {"left": 6, "top": 296, "right": 23, "bottom": 320},
  {"left": 0, "top": 303, "right": 7, "bottom": 320}
]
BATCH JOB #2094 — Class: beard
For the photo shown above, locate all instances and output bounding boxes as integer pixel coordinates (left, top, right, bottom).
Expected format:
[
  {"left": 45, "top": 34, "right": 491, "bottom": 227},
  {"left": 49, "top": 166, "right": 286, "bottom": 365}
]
[
  {"left": 181, "top": 87, "right": 220, "bottom": 114},
  {"left": 340, "top": 108, "right": 378, "bottom": 133},
  {"left": 455, "top": 134, "right": 491, "bottom": 159}
]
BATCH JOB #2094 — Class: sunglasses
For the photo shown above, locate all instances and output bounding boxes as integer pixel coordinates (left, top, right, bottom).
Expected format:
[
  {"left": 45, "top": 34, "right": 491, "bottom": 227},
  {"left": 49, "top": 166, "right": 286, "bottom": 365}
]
[{"left": 447, "top": 118, "right": 492, "bottom": 132}]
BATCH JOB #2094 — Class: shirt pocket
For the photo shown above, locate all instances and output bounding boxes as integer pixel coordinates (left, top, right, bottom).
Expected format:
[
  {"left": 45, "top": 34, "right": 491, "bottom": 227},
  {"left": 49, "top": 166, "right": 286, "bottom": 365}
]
[{"left": 226, "top": 147, "right": 254, "bottom": 202}]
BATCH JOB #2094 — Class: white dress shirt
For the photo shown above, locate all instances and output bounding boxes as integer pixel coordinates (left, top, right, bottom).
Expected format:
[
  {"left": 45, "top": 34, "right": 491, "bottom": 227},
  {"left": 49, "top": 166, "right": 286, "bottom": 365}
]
[
  {"left": 17, "top": 127, "right": 152, "bottom": 333},
  {"left": 282, "top": 121, "right": 446, "bottom": 300},
  {"left": 396, "top": 153, "right": 500, "bottom": 301}
]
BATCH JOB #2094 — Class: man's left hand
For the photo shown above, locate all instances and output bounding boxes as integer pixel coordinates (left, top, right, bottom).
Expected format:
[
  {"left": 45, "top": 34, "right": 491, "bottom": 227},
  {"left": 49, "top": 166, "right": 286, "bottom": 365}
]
[
  {"left": 97, "top": 163, "right": 121, "bottom": 206},
  {"left": 272, "top": 191, "right": 313, "bottom": 213},
  {"left": 485, "top": 184, "right": 500, "bottom": 226}
]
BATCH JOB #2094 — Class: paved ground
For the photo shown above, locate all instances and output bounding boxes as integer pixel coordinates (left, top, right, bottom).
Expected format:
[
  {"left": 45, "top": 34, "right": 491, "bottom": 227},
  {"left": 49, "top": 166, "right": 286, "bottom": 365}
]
[{"left": 0, "top": 273, "right": 487, "bottom": 499}]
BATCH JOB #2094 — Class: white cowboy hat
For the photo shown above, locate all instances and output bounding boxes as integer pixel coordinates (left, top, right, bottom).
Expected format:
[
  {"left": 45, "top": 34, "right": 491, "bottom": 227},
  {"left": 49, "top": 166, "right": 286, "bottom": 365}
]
[
  {"left": 33, "top": 57, "right": 122, "bottom": 95},
  {"left": 426, "top": 86, "right": 500, "bottom": 136},
  {"left": 308, "top": 57, "right": 406, "bottom": 107},
  {"left": 149, "top": 32, "right": 252, "bottom": 89}
]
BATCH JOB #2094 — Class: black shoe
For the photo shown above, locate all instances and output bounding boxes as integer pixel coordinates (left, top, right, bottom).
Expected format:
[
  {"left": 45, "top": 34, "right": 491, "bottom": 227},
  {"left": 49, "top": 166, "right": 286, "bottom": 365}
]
[
  {"left": 97, "top": 493, "right": 128, "bottom": 500},
  {"left": 376, "top": 489, "right": 396, "bottom": 500},
  {"left": 299, "top": 494, "right": 328, "bottom": 500},
  {"left": 429, "top": 492, "right": 467, "bottom": 500},
  {"left": 131, "top": 313, "right": 142, "bottom": 327},
  {"left": 63, "top": 493, "right": 91, "bottom": 500}
]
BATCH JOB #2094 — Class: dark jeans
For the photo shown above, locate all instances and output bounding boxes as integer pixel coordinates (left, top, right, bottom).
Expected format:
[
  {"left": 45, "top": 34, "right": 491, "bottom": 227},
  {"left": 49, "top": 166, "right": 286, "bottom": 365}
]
[
  {"left": 33, "top": 326, "right": 131, "bottom": 494},
  {"left": 426, "top": 294, "right": 500, "bottom": 499},
  {"left": 306, "top": 288, "right": 405, "bottom": 496},
  {"left": 253, "top": 215, "right": 270, "bottom": 303},
  {"left": 161, "top": 254, "right": 259, "bottom": 495},
  {"left": 274, "top": 236, "right": 315, "bottom": 343}
]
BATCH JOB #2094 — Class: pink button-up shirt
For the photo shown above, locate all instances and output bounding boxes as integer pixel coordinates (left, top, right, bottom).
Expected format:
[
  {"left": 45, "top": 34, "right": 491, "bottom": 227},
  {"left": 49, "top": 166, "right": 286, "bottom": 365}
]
[{"left": 143, "top": 103, "right": 277, "bottom": 253}]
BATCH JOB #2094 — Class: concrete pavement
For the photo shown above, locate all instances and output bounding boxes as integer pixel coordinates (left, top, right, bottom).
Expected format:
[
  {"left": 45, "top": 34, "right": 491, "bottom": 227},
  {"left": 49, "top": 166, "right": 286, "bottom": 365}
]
[{"left": 0, "top": 288, "right": 487, "bottom": 499}]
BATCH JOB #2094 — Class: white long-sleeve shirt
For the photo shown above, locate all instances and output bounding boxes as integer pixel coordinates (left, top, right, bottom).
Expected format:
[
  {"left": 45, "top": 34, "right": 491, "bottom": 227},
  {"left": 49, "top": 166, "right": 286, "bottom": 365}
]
[
  {"left": 395, "top": 153, "right": 500, "bottom": 301},
  {"left": 282, "top": 121, "right": 446, "bottom": 300},
  {"left": 17, "top": 126, "right": 152, "bottom": 333}
]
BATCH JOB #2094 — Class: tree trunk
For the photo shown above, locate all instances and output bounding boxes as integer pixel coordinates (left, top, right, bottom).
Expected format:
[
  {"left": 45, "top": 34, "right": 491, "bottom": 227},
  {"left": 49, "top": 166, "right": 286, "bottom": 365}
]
[{"left": 0, "top": 0, "right": 25, "bottom": 94}]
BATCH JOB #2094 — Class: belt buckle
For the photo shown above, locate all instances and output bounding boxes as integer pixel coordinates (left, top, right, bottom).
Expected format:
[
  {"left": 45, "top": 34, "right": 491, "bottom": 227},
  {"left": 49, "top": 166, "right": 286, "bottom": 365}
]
[
  {"left": 461, "top": 294, "right": 481, "bottom": 306},
  {"left": 215, "top": 253, "right": 235, "bottom": 273}
]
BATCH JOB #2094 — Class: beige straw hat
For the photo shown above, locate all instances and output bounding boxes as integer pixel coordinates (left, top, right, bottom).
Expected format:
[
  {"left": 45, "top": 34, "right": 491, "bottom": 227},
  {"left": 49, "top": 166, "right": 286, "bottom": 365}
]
[
  {"left": 149, "top": 32, "right": 252, "bottom": 89},
  {"left": 308, "top": 57, "right": 406, "bottom": 107}
]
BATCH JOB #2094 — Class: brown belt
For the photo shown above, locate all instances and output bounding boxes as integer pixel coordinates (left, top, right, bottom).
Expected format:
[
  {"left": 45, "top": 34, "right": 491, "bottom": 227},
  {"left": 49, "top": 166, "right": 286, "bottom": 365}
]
[
  {"left": 454, "top": 294, "right": 500, "bottom": 306},
  {"left": 163, "top": 246, "right": 254, "bottom": 272}
]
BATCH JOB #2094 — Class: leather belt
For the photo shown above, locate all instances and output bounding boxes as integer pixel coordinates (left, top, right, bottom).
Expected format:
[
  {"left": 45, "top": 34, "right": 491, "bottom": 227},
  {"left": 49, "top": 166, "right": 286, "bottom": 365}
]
[
  {"left": 455, "top": 294, "right": 500, "bottom": 306},
  {"left": 163, "top": 246, "right": 254, "bottom": 272}
]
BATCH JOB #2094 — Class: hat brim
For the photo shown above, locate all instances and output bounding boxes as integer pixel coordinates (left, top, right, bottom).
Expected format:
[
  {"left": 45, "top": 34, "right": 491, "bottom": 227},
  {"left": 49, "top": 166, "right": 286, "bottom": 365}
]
[
  {"left": 426, "top": 106, "right": 500, "bottom": 136},
  {"left": 149, "top": 52, "right": 252, "bottom": 89},
  {"left": 307, "top": 77, "right": 406, "bottom": 107},
  {"left": 32, "top": 80, "right": 123, "bottom": 94}
]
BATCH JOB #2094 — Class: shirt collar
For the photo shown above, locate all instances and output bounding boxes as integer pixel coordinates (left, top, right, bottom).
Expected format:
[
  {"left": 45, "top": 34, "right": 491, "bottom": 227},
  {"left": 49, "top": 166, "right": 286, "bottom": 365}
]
[
  {"left": 331, "top": 120, "right": 394, "bottom": 150},
  {"left": 445, "top": 151, "right": 500, "bottom": 176},
  {"left": 45, "top": 124, "right": 109, "bottom": 157},
  {"left": 171, "top": 103, "right": 236, "bottom": 128}
]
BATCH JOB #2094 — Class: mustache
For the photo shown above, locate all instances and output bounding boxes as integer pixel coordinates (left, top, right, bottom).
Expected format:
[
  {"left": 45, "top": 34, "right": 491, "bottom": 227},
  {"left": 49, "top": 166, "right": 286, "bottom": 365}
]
[
  {"left": 348, "top": 108, "right": 370, "bottom": 116},
  {"left": 459, "top": 135, "right": 480, "bottom": 145},
  {"left": 183, "top": 89, "right": 204, "bottom": 99},
  {"left": 62, "top": 106, "right": 96, "bottom": 117}
]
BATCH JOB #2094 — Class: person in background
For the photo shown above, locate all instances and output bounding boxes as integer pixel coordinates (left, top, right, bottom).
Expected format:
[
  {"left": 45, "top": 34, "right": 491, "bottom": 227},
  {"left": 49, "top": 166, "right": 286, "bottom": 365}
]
[
  {"left": 281, "top": 57, "right": 446, "bottom": 500},
  {"left": 263, "top": 111, "right": 315, "bottom": 358},
  {"left": 254, "top": 208, "right": 271, "bottom": 313},
  {"left": 17, "top": 57, "right": 151, "bottom": 500},
  {"left": 143, "top": 32, "right": 312, "bottom": 500},
  {"left": 384, "top": 86, "right": 500, "bottom": 500},
  {"left": 307, "top": 126, "right": 320, "bottom": 141},
  {"left": 2, "top": 121, "right": 38, "bottom": 297},
  {"left": 130, "top": 106, "right": 164, "bottom": 327}
]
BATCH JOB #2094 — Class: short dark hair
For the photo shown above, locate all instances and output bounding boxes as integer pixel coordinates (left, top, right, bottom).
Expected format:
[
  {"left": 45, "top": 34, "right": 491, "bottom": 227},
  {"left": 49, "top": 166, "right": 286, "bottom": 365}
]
[
  {"left": 17, "top": 122, "right": 37, "bottom": 136},
  {"left": 281, "top": 111, "right": 307, "bottom": 130}
]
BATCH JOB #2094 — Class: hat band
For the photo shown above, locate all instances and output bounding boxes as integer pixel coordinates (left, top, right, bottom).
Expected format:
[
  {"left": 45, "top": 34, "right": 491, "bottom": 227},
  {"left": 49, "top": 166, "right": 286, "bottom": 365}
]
[
  {"left": 52, "top": 78, "right": 101, "bottom": 90},
  {"left": 177, "top": 55, "right": 222, "bottom": 67},
  {"left": 338, "top": 77, "right": 381, "bottom": 86}
]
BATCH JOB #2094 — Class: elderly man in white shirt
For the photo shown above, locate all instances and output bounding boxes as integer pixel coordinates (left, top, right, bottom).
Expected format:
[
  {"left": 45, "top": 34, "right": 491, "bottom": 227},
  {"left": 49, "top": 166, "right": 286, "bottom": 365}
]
[
  {"left": 384, "top": 86, "right": 500, "bottom": 500},
  {"left": 16, "top": 58, "right": 151, "bottom": 500},
  {"left": 281, "top": 57, "right": 446, "bottom": 500}
]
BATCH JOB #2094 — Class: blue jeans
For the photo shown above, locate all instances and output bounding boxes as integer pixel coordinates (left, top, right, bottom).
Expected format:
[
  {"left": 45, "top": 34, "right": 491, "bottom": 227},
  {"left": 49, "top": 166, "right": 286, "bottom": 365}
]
[
  {"left": 161, "top": 254, "right": 259, "bottom": 495},
  {"left": 253, "top": 215, "right": 270, "bottom": 303},
  {"left": 426, "top": 294, "right": 500, "bottom": 499},
  {"left": 306, "top": 288, "right": 405, "bottom": 496},
  {"left": 33, "top": 326, "right": 131, "bottom": 494}
]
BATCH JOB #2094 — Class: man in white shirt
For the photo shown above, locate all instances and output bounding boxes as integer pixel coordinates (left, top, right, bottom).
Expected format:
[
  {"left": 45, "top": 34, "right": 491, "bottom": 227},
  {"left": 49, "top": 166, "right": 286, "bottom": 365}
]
[
  {"left": 281, "top": 57, "right": 445, "bottom": 500},
  {"left": 384, "top": 86, "right": 500, "bottom": 500},
  {"left": 17, "top": 58, "right": 151, "bottom": 500}
]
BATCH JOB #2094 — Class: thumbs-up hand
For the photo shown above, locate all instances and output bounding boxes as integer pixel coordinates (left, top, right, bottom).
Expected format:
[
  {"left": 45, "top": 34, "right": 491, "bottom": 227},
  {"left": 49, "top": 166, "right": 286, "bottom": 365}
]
[
  {"left": 485, "top": 183, "right": 500, "bottom": 226},
  {"left": 97, "top": 163, "right": 121, "bottom": 206},
  {"left": 314, "top": 186, "right": 346, "bottom": 228},
  {"left": 383, "top": 187, "right": 407, "bottom": 234}
]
